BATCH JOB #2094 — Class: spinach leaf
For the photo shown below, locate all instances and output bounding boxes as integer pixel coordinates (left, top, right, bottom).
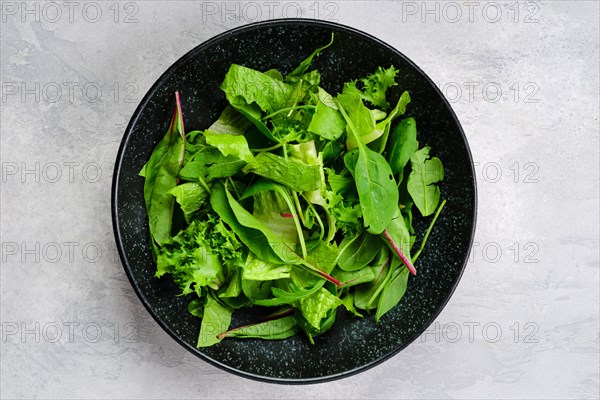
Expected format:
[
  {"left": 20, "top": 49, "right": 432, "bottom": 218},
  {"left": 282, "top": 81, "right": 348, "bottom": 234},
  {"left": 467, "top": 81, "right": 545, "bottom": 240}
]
[
  {"left": 387, "top": 117, "right": 418, "bottom": 176},
  {"left": 375, "top": 265, "right": 409, "bottom": 321},
  {"left": 219, "top": 315, "right": 300, "bottom": 340},
  {"left": 339, "top": 124, "right": 399, "bottom": 235},
  {"left": 197, "top": 293, "right": 232, "bottom": 347},
  {"left": 353, "top": 253, "right": 392, "bottom": 310},
  {"left": 334, "top": 266, "right": 378, "bottom": 288},
  {"left": 142, "top": 92, "right": 186, "bottom": 245},
  {"left": 337, "top": 230, "right": 384, "bottom": 271},
  {"left": 407, "top": 146, "right": 444, "bottom": 216},
  {"left": 243, "top": 152, "right": 321, "bottom": 192}
]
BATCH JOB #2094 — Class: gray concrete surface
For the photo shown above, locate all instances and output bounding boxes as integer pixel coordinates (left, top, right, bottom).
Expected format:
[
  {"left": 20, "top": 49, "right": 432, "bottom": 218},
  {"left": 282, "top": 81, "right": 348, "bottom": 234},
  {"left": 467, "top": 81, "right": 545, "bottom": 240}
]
[{"left": 1, "top": 1, "right": 599, "bottom": 399}]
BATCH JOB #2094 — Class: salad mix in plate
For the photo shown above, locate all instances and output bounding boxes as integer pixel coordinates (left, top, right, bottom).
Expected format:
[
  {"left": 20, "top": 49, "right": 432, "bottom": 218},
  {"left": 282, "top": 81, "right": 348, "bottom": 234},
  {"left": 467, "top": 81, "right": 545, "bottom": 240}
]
[{"left": 140, "top": 34, "right": 446, "bottom": 347}]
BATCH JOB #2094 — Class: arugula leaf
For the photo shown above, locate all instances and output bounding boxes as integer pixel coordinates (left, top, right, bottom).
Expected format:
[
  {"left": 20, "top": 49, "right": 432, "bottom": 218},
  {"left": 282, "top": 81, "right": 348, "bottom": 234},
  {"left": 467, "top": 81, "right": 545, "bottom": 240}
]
[
  {"left": 204, "top": 131, "right": 255, "bottom": 164},
  {"left": 387, "top": 117, "right": 418, "bottom": 176},
  {"left": 253, "top": 281, "right": 324, "bottom": 307},
  {"left": 243, "top": 152, "right": 321, "bottom": 192},
  {"left": 142, "top": 92, "right": 186, "bottom": 246},
  {"left": 197, "top": 294, "right": 232, "bottom": 347},
  {"left": 407, "top": 146, "right": 444, "bottom": 216},
  {"left": 219, "top": 315, "right": 300, "bottom": 340}
]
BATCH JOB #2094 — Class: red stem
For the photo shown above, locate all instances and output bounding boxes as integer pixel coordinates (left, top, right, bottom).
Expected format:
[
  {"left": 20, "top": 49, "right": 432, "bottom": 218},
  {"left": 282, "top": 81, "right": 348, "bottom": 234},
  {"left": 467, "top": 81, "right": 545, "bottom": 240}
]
[{"left": 383, "top": 229, "right": 417, "bottom": 275}]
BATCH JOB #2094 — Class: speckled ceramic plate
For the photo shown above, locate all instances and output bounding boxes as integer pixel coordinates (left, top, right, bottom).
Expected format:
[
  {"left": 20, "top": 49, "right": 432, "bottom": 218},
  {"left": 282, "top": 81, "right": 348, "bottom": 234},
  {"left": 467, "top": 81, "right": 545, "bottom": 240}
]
[{"left": 112, "top": 19, "right": 476, "bottom": 383}]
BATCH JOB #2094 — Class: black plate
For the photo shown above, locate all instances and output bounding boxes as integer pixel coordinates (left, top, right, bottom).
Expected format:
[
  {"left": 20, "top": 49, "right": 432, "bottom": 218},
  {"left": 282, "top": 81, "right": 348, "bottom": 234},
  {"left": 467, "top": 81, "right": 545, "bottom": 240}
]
[{"left": 112, "top": 19, "right": 476, "bottom": 383}]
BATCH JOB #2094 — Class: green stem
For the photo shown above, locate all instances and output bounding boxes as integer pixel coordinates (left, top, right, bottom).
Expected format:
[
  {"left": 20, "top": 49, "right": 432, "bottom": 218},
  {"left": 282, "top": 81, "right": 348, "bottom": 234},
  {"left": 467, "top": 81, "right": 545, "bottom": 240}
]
[
  {"left": 377, "top": 127, "right": 390, "bottom": 154},
  {"left": 228, "top": 177, "right": 240, "bottom": 198},
  {"left": 412, "top": 199, "right": 447, "bottom": 263},
  {"left": 335, "top": 99, "right": 366, "bottom": 155},
  {"left": 261, "top": 105, "right": 315, "bottom": 121},
  {"left": 302, "top": 195, "right": 325, "bottom": 242},
  {"left": 278, "top": 188, "right": 307, "bottom": 259},
  {"left": 198, "top": 176, "right": 211, "bottom": 194},
  {"left": 291, "top": 191, "right": 307, "bottom": 227},
  {"left": 251, "top": 142, "right": 284, "bottom": 152}
]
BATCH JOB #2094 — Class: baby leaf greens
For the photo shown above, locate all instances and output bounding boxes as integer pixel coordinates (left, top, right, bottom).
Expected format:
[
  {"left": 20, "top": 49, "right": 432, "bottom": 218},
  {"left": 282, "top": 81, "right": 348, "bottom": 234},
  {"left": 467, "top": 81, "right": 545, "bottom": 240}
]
[{"left": 140, "top": 34, "right": 447, "bottom": 347}]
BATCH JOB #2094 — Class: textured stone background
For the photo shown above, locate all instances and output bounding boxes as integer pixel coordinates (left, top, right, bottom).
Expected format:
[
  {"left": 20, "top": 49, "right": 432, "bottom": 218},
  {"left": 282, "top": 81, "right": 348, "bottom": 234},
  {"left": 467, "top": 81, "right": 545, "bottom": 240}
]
[{"left": 1, "top": 1, "right": 598, "bottom": 399}]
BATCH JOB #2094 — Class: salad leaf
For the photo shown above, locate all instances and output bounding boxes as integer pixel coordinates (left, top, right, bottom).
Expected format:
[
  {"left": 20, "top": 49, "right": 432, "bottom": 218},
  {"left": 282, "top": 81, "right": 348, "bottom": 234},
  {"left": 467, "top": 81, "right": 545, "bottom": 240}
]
[
  {"left": 221, "top": 64, "right": 295, "bottom": 114},
  {"left": 167, "top": 182, "right": 207, "bottom": 221},
  {"left": 197, "top": 294, "right": 232, "bottom": 347},
  {"left": 345, "top": 66, "right": 399, "bottom": 109},
  {"left": 387, "top": 117, "right": 418, "bottom": 176},
  {"left": 337, "top": 231, "right": 384, "bottom": 271},
  {"left": 341, "top": 141, "right": 398, "bottom": 235},
  {"left": 207, "top": 105, "right": 251, "bottom": 135},
  {"left": 204, "top": 131, "right": 255, "bottom": 164},
  {"left": 243, "top": 152, "right": 321, "bottom": 192},
  {"left": 375, "top": 264, "right": 409, "bottom": 321},
  {"left": 308, "top": 99, "right": 346, "bottom": 140},
  {"left": 407, "top": 146, "right": 444, "bottom": 216},
  {"left": 243, "top": 253, "right": 291, "bottom": 281},
  {"left": 219, "top": 315, "right": 300, "bottom": 340},
  {"left": 299, "top": 288, "right": 343, "bottom": 330},
  {"left": 142, "top": 92, "right": 186, "bottom": 246}
]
